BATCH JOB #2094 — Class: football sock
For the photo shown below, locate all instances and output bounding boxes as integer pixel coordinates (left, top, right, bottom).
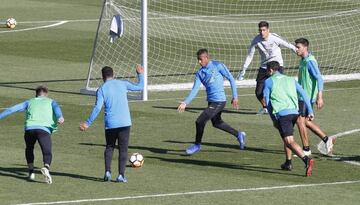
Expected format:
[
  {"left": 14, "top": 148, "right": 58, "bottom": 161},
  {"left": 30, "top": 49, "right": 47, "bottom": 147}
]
[
  {"left": 285, "top": 159, "right": 292, "bottom": 165},
  {"left": 302, "top": 156, "right": 309, "bottom": 165},
  {"left": 303, "top": 146, "right": 310, "bottom": 151},
  {"left": 322, "top": 136, "right": 329, "bottom": 143}
]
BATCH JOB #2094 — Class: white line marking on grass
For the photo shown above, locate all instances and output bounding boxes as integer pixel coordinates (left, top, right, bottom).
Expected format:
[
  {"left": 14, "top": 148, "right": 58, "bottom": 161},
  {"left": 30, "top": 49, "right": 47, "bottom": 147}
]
[
  {"left": 14, "top": 180, "right": 360, "bottom": 205},
  {"left": 143, "top": 86, "right": 360, "bottom": 103},
  {"left": 332, "top": 128, "right": 360, "bottom": 139},
  {"left": 328, "top": 129, "right": 360, "bottom": 166},
  {"left": 19, "top": 19, "right": 98, "bottom": 24},
  {"left": 343, "top": 161, "right": 360, "bottom": 166},
  {"left": 0, "top": 21, "right": 68, "bottom": 34}
]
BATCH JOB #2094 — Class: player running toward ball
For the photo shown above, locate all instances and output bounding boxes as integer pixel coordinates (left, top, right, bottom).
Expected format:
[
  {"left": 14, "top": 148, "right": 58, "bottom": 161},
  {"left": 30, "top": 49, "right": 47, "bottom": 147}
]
[
  {"left": 0, "top": 86, "right": 64, "bottom": 184},
  {"left": 178, "top": 48, "right": 246, "bottom": 155},
  {"left": 80, "top": 65, "right": 144, "bottom": 183},
  {"left": 263, "top": 61, "right": 314, "bottom": 176}
]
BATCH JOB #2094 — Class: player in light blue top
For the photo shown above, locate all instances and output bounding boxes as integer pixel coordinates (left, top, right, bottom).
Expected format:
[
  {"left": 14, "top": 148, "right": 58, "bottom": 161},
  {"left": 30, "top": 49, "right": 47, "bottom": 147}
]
[
  {"left": 178, "top": 49, "right": 245, "bottom": 155},
  {"left": 80, "top": 65, "right": 144, "bottom": 183}
]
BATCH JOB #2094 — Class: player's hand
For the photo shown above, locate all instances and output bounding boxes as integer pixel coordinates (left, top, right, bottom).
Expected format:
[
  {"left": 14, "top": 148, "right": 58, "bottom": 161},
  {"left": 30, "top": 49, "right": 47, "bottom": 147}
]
[
  {"left": 231, "top": 98, "right": 239, "bottom": 109},
  {"left": 57, "top": 117, "right": 64, "bottom": 124},
  {"left": 316, "top": 92, "right": 324, "bottom": 109},
  {"left": 79, "top": 122, "right": 89, "bottom": 131},
  {"left": 136, "top": 64, "right": 144, "bottom": 74},
  {"left": 307, "top": 114, "right": 314, "bottom": 121},
  {"left": 177, "top": 102, "right": 187, "bottom": 113},
  {"left": 237, "top": 70, "right": 245, "bottom": 81}
]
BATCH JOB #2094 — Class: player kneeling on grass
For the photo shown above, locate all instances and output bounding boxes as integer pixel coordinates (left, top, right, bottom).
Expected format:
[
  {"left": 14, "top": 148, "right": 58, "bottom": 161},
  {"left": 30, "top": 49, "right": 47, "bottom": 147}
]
[
  {"left": 263, "top": 61, "right": 314, "bottom": 177},
  {"left": 177, "top": 48, "right": 246, "bottom": 155},
  {"left": 80, "top": 65, "right": 144, "bottom": 183},
  {"left": 0, "top": 86, "right": 64, "bottom": 184}
]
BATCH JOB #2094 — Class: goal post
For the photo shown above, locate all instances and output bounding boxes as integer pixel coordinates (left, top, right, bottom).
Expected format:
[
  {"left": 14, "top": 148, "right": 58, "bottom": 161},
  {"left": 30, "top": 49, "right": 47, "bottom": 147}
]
[{"left": 81, "top": 0, "right": 360, "bottom": 97}]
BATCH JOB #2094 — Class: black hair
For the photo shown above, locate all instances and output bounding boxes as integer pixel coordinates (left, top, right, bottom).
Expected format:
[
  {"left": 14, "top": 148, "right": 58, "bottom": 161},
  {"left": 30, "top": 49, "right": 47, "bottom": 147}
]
[
  {"left": 196, "top": 48, "right": 208, "bottom": 58},
  {"left": 258, "top": 21, "right": 269, "bottom": 28},
  {"left": 35, "top": 85, "right": 48, "bottom": 97},
  {"left": 266, "top": 61, "right": 281, "bottom": 71},
  {"left": 101, "top": 66, "right": 114, "bottom": 80},
  {"left": 295, "top": 38, "right": 309, "bottom": 47}
]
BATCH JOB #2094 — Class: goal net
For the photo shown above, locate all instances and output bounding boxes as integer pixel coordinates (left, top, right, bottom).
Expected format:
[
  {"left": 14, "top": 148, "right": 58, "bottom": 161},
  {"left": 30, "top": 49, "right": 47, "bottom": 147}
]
[{"left": 82, "top": 0, "right": 360, "bottom": 97}]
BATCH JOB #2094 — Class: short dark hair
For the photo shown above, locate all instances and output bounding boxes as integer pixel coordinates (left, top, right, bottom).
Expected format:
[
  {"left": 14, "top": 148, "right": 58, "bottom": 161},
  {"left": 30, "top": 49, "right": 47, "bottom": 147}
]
[
  {"left": 258, "top": 21, "right": 269, "bottom": 28},
  {"left": 101, "top": 66, "right": 114, "bottom": 79},
  {"left": 196, "top": 48, "right": 208, "bottom": 58},
  {"left": 295, "top": 38, "right": 309, "bottom": 47},
  {"left": 35, "top": 85, "right": 48, "bottom": 97},
  {"left": 266, "top": 61, "right": 281, "bottom": 71}
]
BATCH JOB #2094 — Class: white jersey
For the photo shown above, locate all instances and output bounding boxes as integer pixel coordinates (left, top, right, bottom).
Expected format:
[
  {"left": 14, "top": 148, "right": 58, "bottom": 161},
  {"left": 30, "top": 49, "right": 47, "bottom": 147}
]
[{"left": 243, "top": 33, "right": 296, "bottom": 70}]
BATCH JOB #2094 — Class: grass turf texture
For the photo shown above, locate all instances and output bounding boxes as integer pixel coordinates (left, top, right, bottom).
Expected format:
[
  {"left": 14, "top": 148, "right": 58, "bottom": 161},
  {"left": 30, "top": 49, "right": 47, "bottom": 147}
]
[{"left": 0, "top": 0, "right": 360, "bottom": 204}]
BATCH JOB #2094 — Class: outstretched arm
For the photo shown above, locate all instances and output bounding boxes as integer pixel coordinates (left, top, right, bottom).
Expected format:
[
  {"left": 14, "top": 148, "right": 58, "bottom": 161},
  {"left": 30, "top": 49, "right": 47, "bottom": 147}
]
[
  {"left": 274, "top": 35, "right": 297, "bottom": 53},
  {"left": 125, "top": 64, "right": 144, "bottom": 91},
  {"left": 219, "top": 63, "right": 238, "bottom": 109},
  {"left": 0, "top": 101, "right": 28, "bottom": 120},
  {"left": 178, "top": 74, "right": 201, "bottom": 112},
  {"left": 80, "top": 88, "right": 104, "bottom": 131},
  {"left": 238, "top": 40, "right": 256, "bottom": 80}
]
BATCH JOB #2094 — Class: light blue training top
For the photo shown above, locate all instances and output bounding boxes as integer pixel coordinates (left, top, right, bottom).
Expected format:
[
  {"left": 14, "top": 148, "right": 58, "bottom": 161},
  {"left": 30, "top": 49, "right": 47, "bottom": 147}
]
[
  {"left": 184, "top": 60, "right": 238, "bottom": 104},
  {"left": 85, "top": 73, "right": 144, "bottom": 129}
]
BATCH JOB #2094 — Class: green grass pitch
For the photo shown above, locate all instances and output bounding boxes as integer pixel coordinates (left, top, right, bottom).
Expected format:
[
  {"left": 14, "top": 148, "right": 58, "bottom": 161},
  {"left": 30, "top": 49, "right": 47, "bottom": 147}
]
[{"left": 0, "top": 1, "right": 360, "bottom": 204}]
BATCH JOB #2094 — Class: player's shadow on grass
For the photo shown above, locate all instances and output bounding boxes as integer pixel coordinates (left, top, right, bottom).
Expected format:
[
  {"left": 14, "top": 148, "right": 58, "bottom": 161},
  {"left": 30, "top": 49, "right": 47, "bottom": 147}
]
[
  {"left": 79, "top": 142, "right": 185, "bottom": 155},
  {"left": 164, "top": 140, "right": 284, "bottom": 155},
  {"left": 0, "top": 165, "right": 102, "bottom": 182},
  {"left": 148, "top": 156, "right": 303, "bottom": 177},
  {"left": 332, "top": 155, "right": 360, "bottom": 162},
  {"left": 152, "top": 105, "right": 257, "bottom": 115},
  {"left": 0, "top": 84, "right": 83, "bottom": 96}
]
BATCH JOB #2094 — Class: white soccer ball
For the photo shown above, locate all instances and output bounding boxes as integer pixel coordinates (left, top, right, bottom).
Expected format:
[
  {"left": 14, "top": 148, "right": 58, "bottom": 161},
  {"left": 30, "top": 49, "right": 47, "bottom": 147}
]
[
  {"left": 129, "top": 153, "right": 144, "bottom": 168},
  {"left": 6, "top": 18, "right": 17, "bottom": 29}
]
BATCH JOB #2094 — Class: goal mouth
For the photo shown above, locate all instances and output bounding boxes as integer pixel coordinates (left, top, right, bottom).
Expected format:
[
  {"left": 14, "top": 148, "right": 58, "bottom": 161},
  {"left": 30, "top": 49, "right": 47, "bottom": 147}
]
[{"left": 82, "top": 0, "right": 360, "bottom": 99}]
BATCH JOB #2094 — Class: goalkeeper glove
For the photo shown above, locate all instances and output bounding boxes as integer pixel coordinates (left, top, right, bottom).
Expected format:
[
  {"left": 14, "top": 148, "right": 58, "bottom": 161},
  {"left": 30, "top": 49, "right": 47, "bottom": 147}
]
[{"left": 237, "top": 70, "right": 246, "bottom": 81}]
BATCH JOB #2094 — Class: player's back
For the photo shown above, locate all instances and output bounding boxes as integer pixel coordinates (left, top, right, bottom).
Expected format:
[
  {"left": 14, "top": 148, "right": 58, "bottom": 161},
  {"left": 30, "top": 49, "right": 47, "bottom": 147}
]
[{"left": 100, "top": 79, "right": 131, "bottom": 128}]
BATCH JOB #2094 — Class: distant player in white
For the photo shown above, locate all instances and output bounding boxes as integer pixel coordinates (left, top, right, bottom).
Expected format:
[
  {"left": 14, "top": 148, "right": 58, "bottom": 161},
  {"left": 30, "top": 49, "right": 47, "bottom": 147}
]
[{"left": 238, "top": 21, "right": 297, "bottom": 114}]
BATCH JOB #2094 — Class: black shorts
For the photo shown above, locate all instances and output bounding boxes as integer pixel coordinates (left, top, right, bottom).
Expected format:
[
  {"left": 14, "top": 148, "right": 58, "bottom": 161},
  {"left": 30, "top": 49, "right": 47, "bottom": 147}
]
[
  {"left": 272, "top": 114, "right": 298, "bottom": 138},
  {"left": 298, "top": 101, "right": 314, "bottom": 117},
  {"left": 256, "top": 68, "right": 268, "bottom": 82},
  {"left": 255, "top": 68, "right": 269, "bottom": 100}
]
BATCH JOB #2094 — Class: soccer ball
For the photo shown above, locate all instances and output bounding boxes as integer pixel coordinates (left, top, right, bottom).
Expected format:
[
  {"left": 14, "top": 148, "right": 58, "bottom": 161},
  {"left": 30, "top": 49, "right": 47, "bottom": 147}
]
[
  {"left": 6, "top": 18, "right": 17, "bottom": 29},
  {"left": 129, "top": 153, "right": 144, "bottom": 168}
]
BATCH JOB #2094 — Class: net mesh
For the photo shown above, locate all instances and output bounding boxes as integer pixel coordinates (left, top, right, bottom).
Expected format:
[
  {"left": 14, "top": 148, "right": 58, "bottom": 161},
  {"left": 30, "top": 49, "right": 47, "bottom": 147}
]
[{"left": 84, "top": 0, "right": 360, "bottom": 92}]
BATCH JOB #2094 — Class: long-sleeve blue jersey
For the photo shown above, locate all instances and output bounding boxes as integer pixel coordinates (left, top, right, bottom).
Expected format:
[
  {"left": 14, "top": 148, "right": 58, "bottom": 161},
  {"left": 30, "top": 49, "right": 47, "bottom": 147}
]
[
  {"left": 184, "top": 60, "right": 238, "bottom": 105},
  {"left": 85, "top": 73, "right": 144, "bottom": 129},
  {"left": 0, "top": 99, "right": 63, "bottom": 134},
  {"left": 263, "top": 73, "right": 313, "bottom": 119}
]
